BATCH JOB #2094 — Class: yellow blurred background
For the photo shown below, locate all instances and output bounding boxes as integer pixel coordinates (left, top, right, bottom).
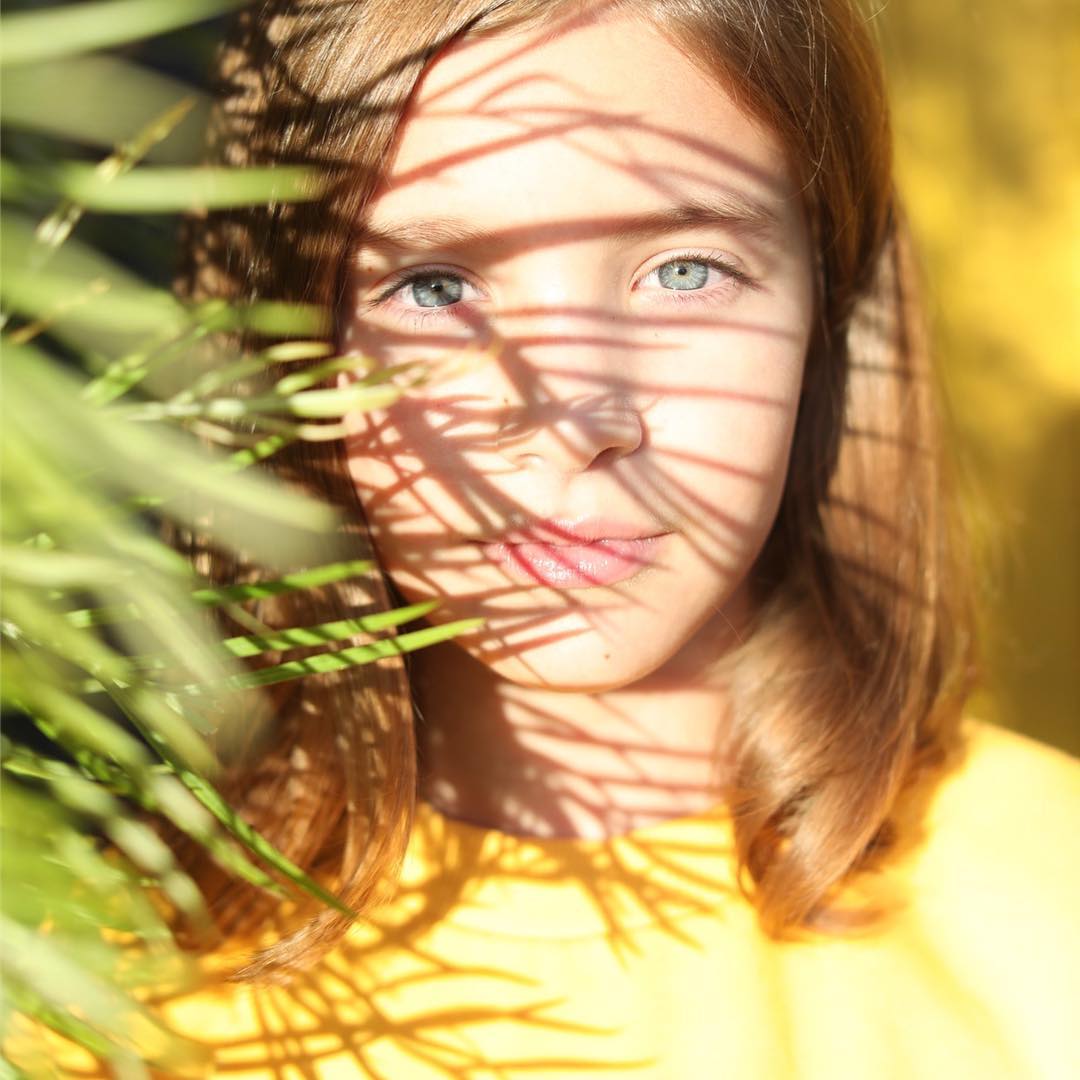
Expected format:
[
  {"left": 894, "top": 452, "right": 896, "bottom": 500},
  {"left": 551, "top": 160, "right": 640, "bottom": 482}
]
[{"left": 879, "top": 2, "right": 1078, "bottom": 754}]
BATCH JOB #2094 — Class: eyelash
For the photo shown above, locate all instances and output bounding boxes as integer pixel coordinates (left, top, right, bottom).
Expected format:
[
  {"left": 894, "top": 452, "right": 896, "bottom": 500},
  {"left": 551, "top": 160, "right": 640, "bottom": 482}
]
[
  {"left": 366, "top": 250, "right": 756, "bottom": 326},
  {"left": 368, "top": 265, "right": 470, "bottom": 304},
  {"left": 638, "top": 250, "right": 754, "bottom": 301},
  {"left": 366, "top": 264, "right": 481, "bottom": 328}
]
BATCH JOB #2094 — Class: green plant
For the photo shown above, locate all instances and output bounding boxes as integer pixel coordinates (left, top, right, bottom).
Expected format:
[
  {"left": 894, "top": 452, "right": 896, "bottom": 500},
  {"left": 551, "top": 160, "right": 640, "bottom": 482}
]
[{"left": 0, "top": 3, "right": 477, "bottom": 1075}]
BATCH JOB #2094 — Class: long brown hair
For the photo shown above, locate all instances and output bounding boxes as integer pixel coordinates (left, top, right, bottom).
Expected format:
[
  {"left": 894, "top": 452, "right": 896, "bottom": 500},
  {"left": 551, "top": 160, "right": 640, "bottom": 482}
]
[{"left": 177, "top": 0, "right": 973, "bottom": 980}]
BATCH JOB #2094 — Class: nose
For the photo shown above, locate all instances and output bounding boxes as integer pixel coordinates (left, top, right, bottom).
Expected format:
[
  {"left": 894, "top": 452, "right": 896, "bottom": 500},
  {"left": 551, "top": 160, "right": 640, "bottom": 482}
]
[
  {"left": 489, "top": 261, "right": 647, "bottom": 474},
  {"left": 497, "top": 392, "right": 645, "bottom": 474}
]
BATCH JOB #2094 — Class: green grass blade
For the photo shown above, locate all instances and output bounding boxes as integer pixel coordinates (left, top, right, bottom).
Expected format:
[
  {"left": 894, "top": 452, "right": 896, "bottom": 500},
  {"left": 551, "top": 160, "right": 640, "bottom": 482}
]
[
  {"left": 2, "top": 587, "right": 134, "bottom": 685},
  {"left": 35, "top": 97, "right": 198, "bottom": 253},
  {"left": 230, "top": 618, "right": 484, "bottom": 689},
  {"left": 4, "top": 749, "right": 208, "bottom": 924},
  {"left": 5, "top": 343, "right": 344, "bottom": 568},
  {"left": 1, "top": 742, "right": 283, "bottom": 898},
  {"left": 2, "top": 662, "right": 152, "bottom": 773},
  {"left": 261, "top": 340, "right": 336, "bottom": 362},
  {"left": 3, "top": 161, "right": 322, "bottom": 213},
  {"left": 4, "top": 977, "right": 122, "bottom": 1071},
  {"left": 224, "top": 432, "right": 295, "bottom": 470},
  {"left": 63, "top": 560, "right": 378, "bottom": 628},
  {"left": 117, "top": 378, "right": 400, "bottom": 421},
  {"left": 107, "top": 685, "right": 217, "bottom": 777},
  {"left": 0, "top": 55, "right": 210, "bottom": 161},
  {"left": 272, "top": 354, "right": 378, "bottom": 396},
  {"left": 220, "top": 601, "right": 439, "bottom": 657},
  {"left": 171, "top": 768, "right": 357, "bottom": 918},
  {"left": 1, "top": 209, "right": 189, "bottom": 359},
  {"left": 0, "top": 0, "right": 250, "bottom": 67},
  {"left": 189, "top": 560, "right": 376, "bottom": 606},
  {"left": 194, "top": 300, "right": 330, "bottom": 337},
  {"left": 0, "top": 547, "right": 128, "bottom": 588},
  {"left": 1, "top": 917, "right": 205, "bottom": 1075}
]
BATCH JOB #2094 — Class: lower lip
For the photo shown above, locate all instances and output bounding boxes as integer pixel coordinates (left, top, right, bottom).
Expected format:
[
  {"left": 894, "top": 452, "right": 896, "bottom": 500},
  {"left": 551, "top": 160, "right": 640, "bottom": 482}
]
[{"left": 478, "top": 535, "right": 669, "bottom": 588}]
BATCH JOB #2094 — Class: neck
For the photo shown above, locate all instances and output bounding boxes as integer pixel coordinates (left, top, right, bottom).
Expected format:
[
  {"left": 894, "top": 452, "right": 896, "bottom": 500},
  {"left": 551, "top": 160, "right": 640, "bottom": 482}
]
[{"left": 412, "top": 625, "right": 737, "bottom": 840}]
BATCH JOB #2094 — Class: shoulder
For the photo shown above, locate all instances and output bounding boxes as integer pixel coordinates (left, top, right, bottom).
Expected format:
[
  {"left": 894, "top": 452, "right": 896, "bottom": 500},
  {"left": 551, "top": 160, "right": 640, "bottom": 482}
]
[
  {"left": 896, "top": 716, "right": 1080, "bottom": 936},
  {"left": 918, "top": 717, "right": 1079, "bottom": 863},
  {"left": 829, "top": 724, "right": 1080, "bottom": 1079},
  {"left": 951, "top": 716, "right": 1079, "bottom": 793}
]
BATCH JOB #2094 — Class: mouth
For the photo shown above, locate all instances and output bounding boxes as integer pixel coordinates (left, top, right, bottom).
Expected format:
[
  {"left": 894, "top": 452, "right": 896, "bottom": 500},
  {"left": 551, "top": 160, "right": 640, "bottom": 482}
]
[{"left": 475, "top": 519, "right": 671, "bottom": 588}]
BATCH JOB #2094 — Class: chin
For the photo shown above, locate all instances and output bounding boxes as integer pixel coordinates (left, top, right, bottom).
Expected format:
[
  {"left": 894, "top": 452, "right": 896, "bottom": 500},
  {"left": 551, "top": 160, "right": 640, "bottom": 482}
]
[
  {"left": 390, "top": 562, "right": 752, "bottom": 692},
  {"left": 464, "top": 627, "right": 681, "bottom": 693}
]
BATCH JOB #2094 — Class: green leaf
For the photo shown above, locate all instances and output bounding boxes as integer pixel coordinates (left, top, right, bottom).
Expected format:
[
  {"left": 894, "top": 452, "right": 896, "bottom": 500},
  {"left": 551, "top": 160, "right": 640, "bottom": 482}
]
[
  {"left": 4, "top": 343, "right": 344, "bottom": 569},
  {"left": 224, "top": 432, "right": 295, "bottom": 470},
  {"left": 5, "top": 977, "right": 123, "bottom": 1072},
  {"left": 0, "top": 547, "right": 129, "bottom": 588},
  {"left": 107, "top": 685, "right": 217, "bottom": 777},
  {"left": 221, "top": 600, "right": 440, "bottom": 658},
  {"left": 3, "top": 751, "right": 208, "bottom": 923},
  {"left": 0, "top": 0, "right": 250, "bottom": 67},
  {"left": 0, "top": 784, "right": 205, "bottom": 1073},
  {"left": 1, "top": 916, "right": 205, "bottom": 1075},
  {"left": 171, "top": 767, "right": 357, "bottom": 918},
  {"left": 272, "top": 354, "right": 378, "bottom": 396},
  {"left": 2, "top": 160, "right": 322, "bottom": 213},
  {"left": 2, "top": 662, "right": 152, "bottom": 773},
  {"left": 146, "top": 772, "right": 283, "bottom": 895},
  {"left": 64, "top": 560, "right": 379, "bottom": 628},
  {"left": 1, "top": 209, "right": 189, "bottom": 360},
  {"left": 189, "top": 559, "right": 377, "bottom": 606},
  {"left": 274, "top": 381, "right": 401, "bottom": 419},
  {"left": 34, "top": 97, "right": 200, "bottom": 255},
  {"left": 231, "top": 618, "right": 485, "bottom": 689},
  {"left": 117, "top": 378, "right": 400, "bottom": 421},
  {"left": 2, "top": 587, "right": 134, "bottom": 685},
  {"left": 0, "top": 56, "right": 209, "bottom": 162},
  {"left": 195, "top": 300, "right": 331, "bottom": 338},
  {"left": 261, "top": 340, "right": 337, "bottom": 362},
  {"left": 0, "top": 779, "right": 162, "bottom": 938},
  {"left": 1, "top": 742, "right": 283, "bottom": 898}
]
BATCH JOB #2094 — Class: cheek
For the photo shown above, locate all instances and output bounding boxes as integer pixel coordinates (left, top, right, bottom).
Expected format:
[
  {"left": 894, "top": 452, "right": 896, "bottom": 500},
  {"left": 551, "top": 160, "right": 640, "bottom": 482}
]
[
  {"left": 342, "top": 406, "right": 405, "bottom": 502},
  {"left": 646, "top": 328, "right": 807, "bottom": 523},
  {"left": 342, "top": 396, "right": 494, "bottom": 546},
  {"left": 343, "top": 403, "right": 428, "bottom": 534}
]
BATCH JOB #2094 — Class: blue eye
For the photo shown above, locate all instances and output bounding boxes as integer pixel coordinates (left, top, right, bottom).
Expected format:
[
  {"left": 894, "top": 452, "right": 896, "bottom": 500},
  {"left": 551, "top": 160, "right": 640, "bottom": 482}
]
[
  {"left": 656, "top": 260, "right": 710, "bottom": 290},
  {"left": 409, "top": 273, "right": 464, "bottom": 307}
]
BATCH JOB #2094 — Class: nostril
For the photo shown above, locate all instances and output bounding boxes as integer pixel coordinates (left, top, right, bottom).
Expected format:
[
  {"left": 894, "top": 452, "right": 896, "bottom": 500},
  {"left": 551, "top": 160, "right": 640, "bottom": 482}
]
[
  {"left": 496, "top": 395, "right": 645, "bottom": 473},
  {"left": 587, "top": 445, "right": 629, "bottom": 471}
]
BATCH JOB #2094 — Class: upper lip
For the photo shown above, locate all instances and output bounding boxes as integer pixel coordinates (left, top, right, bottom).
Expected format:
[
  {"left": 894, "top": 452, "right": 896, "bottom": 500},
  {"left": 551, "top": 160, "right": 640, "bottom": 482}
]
[{"left": 484, "top": 518, "right": 670, "bottom": 546}]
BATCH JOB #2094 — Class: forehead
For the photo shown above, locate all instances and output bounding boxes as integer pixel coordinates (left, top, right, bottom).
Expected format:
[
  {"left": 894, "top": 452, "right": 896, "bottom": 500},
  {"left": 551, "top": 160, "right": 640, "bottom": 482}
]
[{"left": 367, "top": 12, "right": 799, "bottom": 237}]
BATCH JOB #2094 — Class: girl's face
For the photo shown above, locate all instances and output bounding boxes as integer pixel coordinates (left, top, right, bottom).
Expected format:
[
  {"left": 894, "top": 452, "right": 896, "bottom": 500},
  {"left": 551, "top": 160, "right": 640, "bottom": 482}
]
[{"left": 341, "top": 11, "right": 815, "bottom": 691}]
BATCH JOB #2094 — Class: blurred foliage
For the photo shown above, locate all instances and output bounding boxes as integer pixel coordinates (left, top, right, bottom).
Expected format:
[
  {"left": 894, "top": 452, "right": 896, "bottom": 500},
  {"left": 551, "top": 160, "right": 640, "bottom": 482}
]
[
  {"left": 879, "top": 0, "right": 1079, "bottom": 754},
  {"left": 0, "top": 2, "right": 478, "bottom": 1075}
]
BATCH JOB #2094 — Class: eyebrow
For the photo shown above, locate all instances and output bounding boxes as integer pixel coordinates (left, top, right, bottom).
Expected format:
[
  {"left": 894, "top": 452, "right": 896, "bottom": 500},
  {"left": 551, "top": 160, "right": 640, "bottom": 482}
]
[{"left": 357, "top": 191, "right": 783, "bottom": 256}]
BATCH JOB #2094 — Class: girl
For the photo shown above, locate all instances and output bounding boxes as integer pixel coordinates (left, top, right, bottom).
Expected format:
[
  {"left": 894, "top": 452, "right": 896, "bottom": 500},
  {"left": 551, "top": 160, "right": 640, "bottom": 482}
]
[{"left": 162, "top": 0, "right": 1078, "bottom": 1076}]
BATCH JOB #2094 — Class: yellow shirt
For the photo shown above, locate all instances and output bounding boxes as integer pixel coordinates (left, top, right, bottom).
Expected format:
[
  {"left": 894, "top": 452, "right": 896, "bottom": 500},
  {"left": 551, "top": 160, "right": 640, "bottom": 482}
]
[{"left": 21, "top": 720, "right": 1080, "bottom": 1078}]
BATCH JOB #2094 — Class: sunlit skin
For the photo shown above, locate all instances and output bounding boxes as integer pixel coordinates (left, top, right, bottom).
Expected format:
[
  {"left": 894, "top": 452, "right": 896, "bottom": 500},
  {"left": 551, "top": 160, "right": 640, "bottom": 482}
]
[{"left": 341, "top": 8, "right": 815, "bottom": 836}]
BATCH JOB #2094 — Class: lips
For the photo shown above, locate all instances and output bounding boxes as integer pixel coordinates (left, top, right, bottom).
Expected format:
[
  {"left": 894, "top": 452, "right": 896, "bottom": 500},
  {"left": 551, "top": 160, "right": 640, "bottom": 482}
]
[{"left": 476, "top": 518, "right": 670, "bottom": 588}]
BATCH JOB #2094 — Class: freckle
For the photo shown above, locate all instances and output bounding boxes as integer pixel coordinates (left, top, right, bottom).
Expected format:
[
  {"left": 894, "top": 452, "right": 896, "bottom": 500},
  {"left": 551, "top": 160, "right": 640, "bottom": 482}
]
[{"left": 603, "top": 653, "right": 611, "bottom": 661}]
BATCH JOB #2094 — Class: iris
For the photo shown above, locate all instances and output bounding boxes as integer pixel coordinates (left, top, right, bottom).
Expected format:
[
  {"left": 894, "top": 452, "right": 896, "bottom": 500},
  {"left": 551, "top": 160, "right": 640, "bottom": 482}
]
[
  {"left": 657, "top": 260, "right": 709, "bottom": 290},
  {"left": 412, "top": 274, "right": 464, "bottom": 307}
]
